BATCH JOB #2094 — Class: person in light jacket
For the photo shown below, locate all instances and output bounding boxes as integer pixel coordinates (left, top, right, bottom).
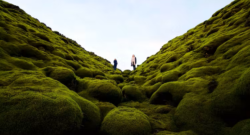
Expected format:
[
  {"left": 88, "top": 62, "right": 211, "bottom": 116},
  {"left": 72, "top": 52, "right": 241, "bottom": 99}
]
[
  {"left": 113, "top": 59, "right": 118, "bottom": 70},
  {"left": 131, "top": 55, "right": 136, "bottom": 70}
]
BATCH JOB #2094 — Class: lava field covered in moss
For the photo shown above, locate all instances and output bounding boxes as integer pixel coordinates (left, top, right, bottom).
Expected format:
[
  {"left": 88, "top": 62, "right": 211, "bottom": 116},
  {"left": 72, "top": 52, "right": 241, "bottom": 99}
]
[{"left": 1, "top": 0, "right": 250, "bottom": 135}]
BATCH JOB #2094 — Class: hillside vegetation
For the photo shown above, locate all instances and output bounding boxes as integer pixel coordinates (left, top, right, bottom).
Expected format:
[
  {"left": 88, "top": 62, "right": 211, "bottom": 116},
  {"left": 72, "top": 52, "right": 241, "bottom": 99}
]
[{"left": 1, "top": 0, "right": 250, "bottom": 135}]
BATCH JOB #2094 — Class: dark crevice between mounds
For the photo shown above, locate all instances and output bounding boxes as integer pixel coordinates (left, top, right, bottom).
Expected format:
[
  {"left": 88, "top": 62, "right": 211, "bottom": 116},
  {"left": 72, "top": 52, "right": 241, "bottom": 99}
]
[
  {"left": 206, "top": 27, "right": 220, "bottom": 37},
  {"left": 203, "top": 46, "right": 217, "bottom": 58},
  {"left": 28, "top": 40, "right": 55, "bottom": 52},
  {"left": 167, "top": 56, "right": 177, "bottom": 63},
  {"left": 186, "top": 45, "right": 193, "bottom": 52},
  {"left": 208, "top": 79, "right": 218, "bottom": 93},
  {"left": 245, "top": 18, "right": 250, "bottom": 27},
  {"left": 151, "top": 92, "right": 176, "bottom": 107},
  {"left": 220, "top": 108, "right": 250, "bottom": 127},
  {"left": 203, "top": 35, "right": 234, "bottom": 58}
]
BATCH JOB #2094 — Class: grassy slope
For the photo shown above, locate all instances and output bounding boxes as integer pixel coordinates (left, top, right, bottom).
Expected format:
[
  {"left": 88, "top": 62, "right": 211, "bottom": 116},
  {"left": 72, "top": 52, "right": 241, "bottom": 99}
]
[
  {"left": 126, "top": 0, "right": 250, "bottom": 135},
  {"left": 0, "top": 0, "right": 113, "bottom": 73}
]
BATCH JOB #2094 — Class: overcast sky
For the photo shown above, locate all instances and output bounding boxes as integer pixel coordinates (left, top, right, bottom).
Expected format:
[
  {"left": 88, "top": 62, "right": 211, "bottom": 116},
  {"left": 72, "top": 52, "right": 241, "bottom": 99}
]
[{"left": 5, "top": 0, "right": 233, "bottom": 71}]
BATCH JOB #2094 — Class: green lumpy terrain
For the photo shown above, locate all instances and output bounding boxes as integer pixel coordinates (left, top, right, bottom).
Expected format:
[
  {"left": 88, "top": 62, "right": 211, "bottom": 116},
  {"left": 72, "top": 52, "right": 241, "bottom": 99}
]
[{"left": 1, "top": 0, "right": 250, "bottom": 134}]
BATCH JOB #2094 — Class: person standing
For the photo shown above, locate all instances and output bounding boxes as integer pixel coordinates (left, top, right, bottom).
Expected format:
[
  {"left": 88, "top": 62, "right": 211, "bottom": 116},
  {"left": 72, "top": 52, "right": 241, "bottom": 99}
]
[
  {"left": 113, "top": 59, "right": 118, "bottom": 70},
  {"left": 131, "top": 55, "right": 136, "bottom": 70}
]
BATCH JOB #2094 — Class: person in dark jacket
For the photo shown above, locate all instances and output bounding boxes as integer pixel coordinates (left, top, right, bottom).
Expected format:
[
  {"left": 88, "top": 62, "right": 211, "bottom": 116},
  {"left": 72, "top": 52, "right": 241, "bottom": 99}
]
[
  {"left": 131, "top": 55, "right": 136, "bottom": 70},
  {"left": 113, "top": 59, "right": 118, "bottom": 70}
]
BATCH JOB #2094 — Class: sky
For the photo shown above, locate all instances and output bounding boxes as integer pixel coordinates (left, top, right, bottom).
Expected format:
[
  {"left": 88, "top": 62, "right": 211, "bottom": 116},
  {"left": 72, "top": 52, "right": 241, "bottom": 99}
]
[{"left": 5, "top": 0, "right": 233, "bottom": 71}]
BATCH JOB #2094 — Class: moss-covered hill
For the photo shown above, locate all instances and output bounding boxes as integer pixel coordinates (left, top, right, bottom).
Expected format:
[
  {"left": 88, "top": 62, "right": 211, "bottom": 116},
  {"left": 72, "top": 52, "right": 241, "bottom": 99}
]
[{"left": 1, "top": 0, "right": 250, "bottom": 135}]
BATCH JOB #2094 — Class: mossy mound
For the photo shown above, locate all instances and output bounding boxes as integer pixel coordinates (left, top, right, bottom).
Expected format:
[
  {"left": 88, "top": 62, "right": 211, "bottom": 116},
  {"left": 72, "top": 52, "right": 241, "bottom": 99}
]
[
  {"left": 96, "top": 102, "right": 116, "bottom": 120},
  {"left": 80, "top": 79, "right": 122, "bottom": 105},
  {"left": 75, "top": 67, "right": 93, "bottom": 78},
  {"left": 162, "top": 70, "right": 180, "bottom": 83},
  {"left": 122, "top": 85, "right": 146, "bottom": 102},
  {"left": 100, "top": 107, "right": 151, "bottom": 135},
  {"left": 122, "top": 69, "right": 131, "bottom": 77},
  {"left": 160, "top": 63, "right": 175, "bottom": 72},
  {"left": 92, "top": 69, "right": 105, "bottom": 77},
  {"left": 150, "top": 82, "right": 192, "bottom": 106},
  {"left": 0, "top": 71, "right": 101, "bottom": 135},
  {"left": 230, "top": 119, "right": 250, "bottom": 135},
  {"left": 119, "top": 101, "right": 178, "bottom": 133},
  {"left": 108, "top": 75, "right": 124, "bottom": 84},
  {"left": 156, "top": 130, "right": 197, "bottom": 135},
  {"left": 134, "top": 76, "right": 147, "bottom": 85},
  {"left": 46, "top": 67, "right": 77, "bottom": 89},
  {"left": 143, "top": 82, "right": 162, "bottom": 98}
]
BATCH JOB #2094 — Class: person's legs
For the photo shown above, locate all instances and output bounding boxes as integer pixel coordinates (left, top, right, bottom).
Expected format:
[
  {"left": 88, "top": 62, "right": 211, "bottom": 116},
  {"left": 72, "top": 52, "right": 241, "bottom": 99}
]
[
  {"left": 113, "top": 65, "right": 116, "bottom": 70},
  {"left": 114, "top": 65, "right": 117, "bottom": 70},
  {"left": 133, "top": 65, "right": 135, "bottom": 70}
]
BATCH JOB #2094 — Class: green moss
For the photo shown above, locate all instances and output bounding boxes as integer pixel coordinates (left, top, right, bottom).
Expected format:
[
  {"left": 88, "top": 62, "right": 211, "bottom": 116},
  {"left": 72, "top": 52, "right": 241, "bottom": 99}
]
[
  {"left": 75, "top": 67, "right": 93, "bottom": 78},
  {"left": 233, "top": 67, "right": 250, "bottom": 100},
  {"left": 95, "top": 75, "right": 107, "bottom": 80},
  {"left": 179, "top": 66, "right": 222, "bottom": 81},
  {"left": 92, "top": 69, "right": 105, "bottom": 77},
  {"left": 10, "top": 57, "right": 37, "bottom": 70},
  {"left": 95, "top": 102, "right": 116, "bottom": 120},
  {"left": 0, "top": 40, "right": 20, "bottom": 57},
  {"left": 82, "top": 79, "right": 122, "bottom": 105},
  {"left": 0, "top": 60, "right": 13, "bottom": 71},
  {"left": 122, "top": 85, "right": 146, "bottom": 102},
  {"left": 134, "top": 76, "right": 147, "bottom": 85},
  {"left": 154, "top": 105, "right": 173, "bottom": 114},
  {"left": 156, "top": 130, "right": 197, "bottom": 135},
  {"left": 101, "top": 107, "right": 151, "bottom": 135},
  {"left": 150, "top": 82, "right": 191, "bottom": 105},
  {"left": 34, "top": 33, "right": 51, "bottom": 42},
  {"left": 48, "top": 67, "right": 76, "bottom": 88},
  {"left": 230, "top": 119, "right": 250, "bottom": 135},
  {"left": 162, "top": 70, "right": 180, "bottom": 83},
  {"left": 0, "top": 72, "right": 100, "bottom": 135},
  {"left": 65, "top": 60, "right": 81, "bottom": 70},
  {"left": 20, "top": 45, "right": 50, "bottom": 60},
  {"left": 119, "top": 101, "right": 178, "bottom": 132},
  {"left": 174, "top": 93, "right": 227, "bottom": 135},
  {"left": 122, "top": 70, "right": 131, "bottom": 77},
  {"left": 17, "top": 24, "right": 28, "bottom": 31},
  {"left": 160, "top": 63, "right": 175, "bottom": 72},
  {"left": 144, "top": 82, "right": 162, "bottom": 98},
  {"left": 108, "top": 75, "right": 124, "bottom": 84},
  {"left": 118, "top": 83, "right": 126, "bottom": 89}
]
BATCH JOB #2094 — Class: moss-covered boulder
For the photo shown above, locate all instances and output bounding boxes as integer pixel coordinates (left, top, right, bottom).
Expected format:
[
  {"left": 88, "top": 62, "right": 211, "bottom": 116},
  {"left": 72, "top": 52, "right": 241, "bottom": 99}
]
[
  {"left": 92, "top": 69, "right": 105, "bottom": 77},
  {"left": 84, "top": 79, "right": 122, "bottom": 105},
  {"left": 155, "top": 105, "right": 173, "bottom": 114},
  {"left": 156, "top": 130, "right": 197, "bottom": 135},
  {"left": 46, "top": 67, "right": 77, "bottom": 90},
  {"left": 75, "top": 67, "right": 93, "bottom": 78},
  {"left": 101, "top": 107, "right": 151, "bottom": 135},
  {"left": 134, "top": 76, "right": 147, "bottom": 85},
  {"left": 230, "top": 119, "right": 250, "bottom": 135},
  {"left": 160, "top": 63, "right": 175, "bottom": 72},
  {"left": 122, "top": 85, "right": 146, "bottom": 102},
  {"left": 150, "top": 82, "right": 191, "bottom": 105},
  {"left": 96, "top": 102, "right": 116, "bottom": 120},
  {"left": 0, "top": 72, "right": 101, "bottom": 135},
  {"left": 108, "top": 75, "right": 124, "bottom": 84},
  {"left": 9, "top": 57, "right": 37, "bottom": 70},
  {"left": 122, "top": 70, "right": 131, "bottom": 77},
  {"left": 95, "top": 75, "right": 107, "bottom": 80},
  {"left": 48, "top": 67, "right": 75, "bottom": 84},
  {"left": 144, "top": 82, "right": 162, "bottom": 98},
  {"left": 162, "top": 70, "right": 180, "bottom": 83}
]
